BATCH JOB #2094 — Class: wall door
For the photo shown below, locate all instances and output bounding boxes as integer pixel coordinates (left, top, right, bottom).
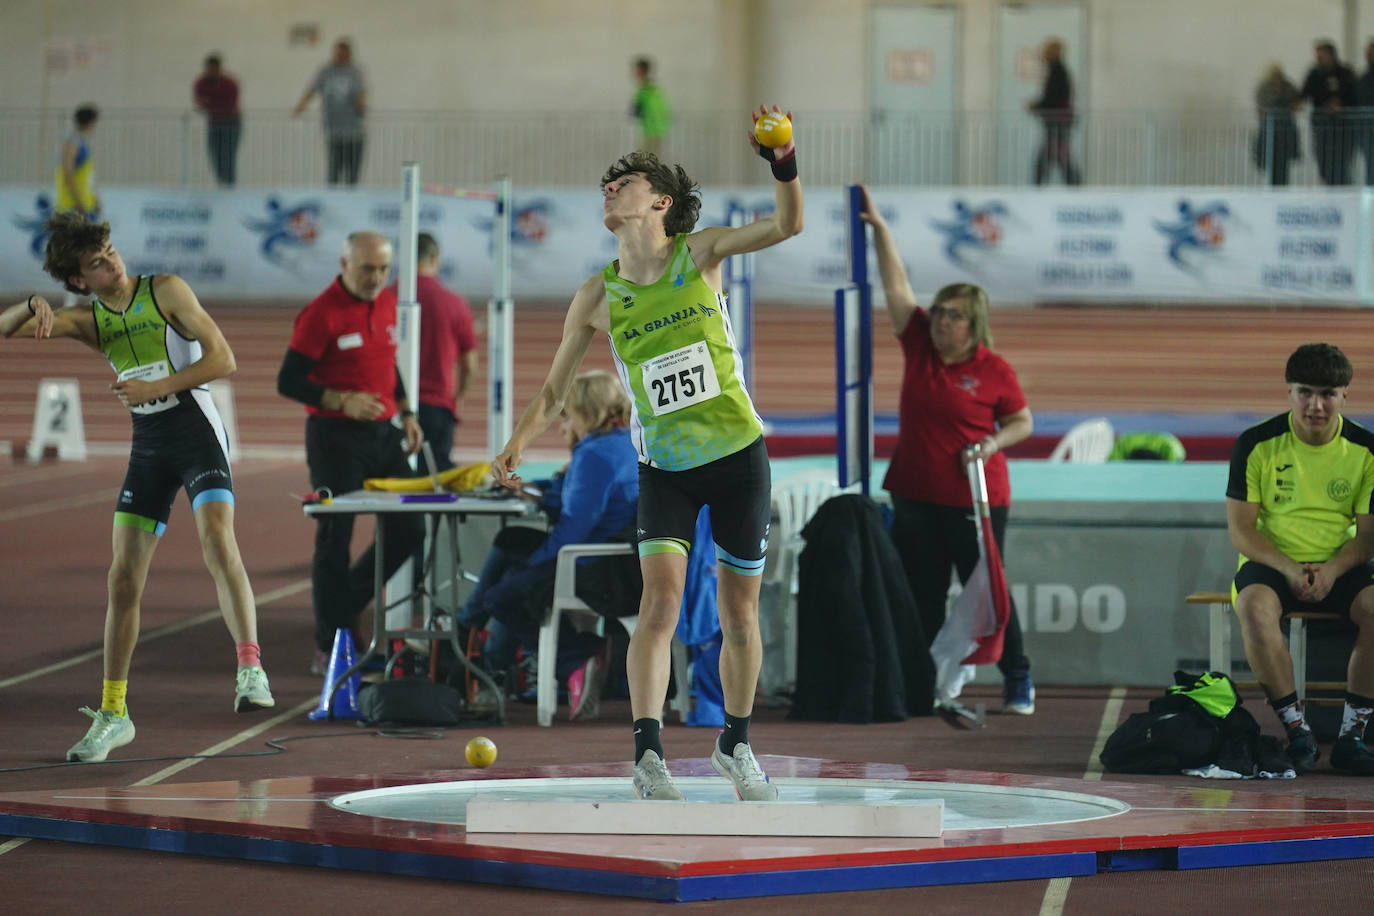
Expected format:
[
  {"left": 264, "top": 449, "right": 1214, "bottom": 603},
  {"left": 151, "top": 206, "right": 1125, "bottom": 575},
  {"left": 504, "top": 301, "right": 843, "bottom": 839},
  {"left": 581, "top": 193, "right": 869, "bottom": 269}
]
[{"left": 869, "top": 4, "right": 959, "bottom": 185}]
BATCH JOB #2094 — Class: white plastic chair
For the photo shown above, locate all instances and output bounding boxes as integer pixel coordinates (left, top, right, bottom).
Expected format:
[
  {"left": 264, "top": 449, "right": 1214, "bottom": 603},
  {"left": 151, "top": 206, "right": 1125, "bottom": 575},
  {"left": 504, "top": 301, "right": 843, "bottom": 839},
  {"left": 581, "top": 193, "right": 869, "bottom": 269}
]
[
  {"left": 763, "top": 469, "right": 847, "bottom": 695},
  {"left": 536, "top": 542, "right": 689, "bottom": 727},
  {"left": 1047, "top": 418, "right": 1115, "bottom": 463}
]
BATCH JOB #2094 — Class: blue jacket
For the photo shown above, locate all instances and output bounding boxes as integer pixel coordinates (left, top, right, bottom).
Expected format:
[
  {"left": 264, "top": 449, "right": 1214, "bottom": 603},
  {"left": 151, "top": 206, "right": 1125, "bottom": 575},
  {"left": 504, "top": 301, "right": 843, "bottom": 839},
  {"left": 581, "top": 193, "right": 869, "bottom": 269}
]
[{"left": 526, "top": 426, "right": 638, "bottom": 568}]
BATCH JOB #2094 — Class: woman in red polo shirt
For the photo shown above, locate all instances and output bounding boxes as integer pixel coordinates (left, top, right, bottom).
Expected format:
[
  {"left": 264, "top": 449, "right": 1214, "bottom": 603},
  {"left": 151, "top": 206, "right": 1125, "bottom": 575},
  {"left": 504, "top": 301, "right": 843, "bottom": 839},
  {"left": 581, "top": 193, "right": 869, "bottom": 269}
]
[{"left": 858, "top": 186, "right": 1036, "bottom": 714}]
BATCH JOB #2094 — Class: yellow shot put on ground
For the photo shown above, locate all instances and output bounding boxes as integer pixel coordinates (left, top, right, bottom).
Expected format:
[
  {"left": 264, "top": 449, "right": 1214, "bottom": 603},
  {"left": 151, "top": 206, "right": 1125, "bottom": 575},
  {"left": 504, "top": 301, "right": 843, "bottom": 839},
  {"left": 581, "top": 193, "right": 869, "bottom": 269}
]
[{"left": 465, "top": 736, "right": 497, "bottom": 768}]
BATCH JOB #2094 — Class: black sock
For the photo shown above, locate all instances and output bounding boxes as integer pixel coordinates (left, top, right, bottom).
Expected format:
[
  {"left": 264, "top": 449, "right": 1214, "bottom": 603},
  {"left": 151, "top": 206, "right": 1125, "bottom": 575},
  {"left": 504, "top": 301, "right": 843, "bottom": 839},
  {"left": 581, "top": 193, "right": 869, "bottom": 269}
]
[
  {"left": 633, "top": 718, "right": 662, "bottom": 764},
  {"left": 719, "top": 713, "right": 750, "bottom": 756}
]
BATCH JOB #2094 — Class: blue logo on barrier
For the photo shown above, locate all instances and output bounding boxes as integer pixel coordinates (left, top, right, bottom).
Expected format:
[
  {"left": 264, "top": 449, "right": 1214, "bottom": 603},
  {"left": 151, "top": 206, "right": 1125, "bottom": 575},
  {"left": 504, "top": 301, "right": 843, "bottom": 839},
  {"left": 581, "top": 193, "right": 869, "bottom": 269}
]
[
  {"left": 1153, "top": 199, "right": 1230, "bottom": 270},
  {"left": 930, "top": 200, "right": 1008, "bottom": 267},
  {"left": 243, "top": 197, "right": 321, "bottom": 264},
  {"left": 475, "top": 201, "right": 551, "bottom": 253},
  {"left": 13, "top": 194, "right": 55, "bottom": 260}
]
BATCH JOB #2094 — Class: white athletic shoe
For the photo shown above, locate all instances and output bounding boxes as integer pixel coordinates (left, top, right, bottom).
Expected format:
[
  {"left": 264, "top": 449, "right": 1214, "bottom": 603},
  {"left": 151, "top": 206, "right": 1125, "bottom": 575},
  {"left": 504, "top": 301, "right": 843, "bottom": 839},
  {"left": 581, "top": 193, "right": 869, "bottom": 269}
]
[
  {"left": 632, "top": 749, "right": 685, "bottom": 800},
  {"left": 711, "top": 741, "right": 778, "bottom": 801},
  {"left": 67, "top": 706, "right": 136, "bottom": 763},
  {"left": 235, "top": 666, "right": 276, "bottom": 712}
]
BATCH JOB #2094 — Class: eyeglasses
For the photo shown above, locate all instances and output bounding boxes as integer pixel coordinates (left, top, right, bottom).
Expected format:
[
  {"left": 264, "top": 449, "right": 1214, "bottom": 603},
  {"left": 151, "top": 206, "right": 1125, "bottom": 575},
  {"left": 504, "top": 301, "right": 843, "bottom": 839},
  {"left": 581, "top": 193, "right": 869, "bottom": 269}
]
[{"left": 929, "top": 306, "right": 971, "bottom": 323}]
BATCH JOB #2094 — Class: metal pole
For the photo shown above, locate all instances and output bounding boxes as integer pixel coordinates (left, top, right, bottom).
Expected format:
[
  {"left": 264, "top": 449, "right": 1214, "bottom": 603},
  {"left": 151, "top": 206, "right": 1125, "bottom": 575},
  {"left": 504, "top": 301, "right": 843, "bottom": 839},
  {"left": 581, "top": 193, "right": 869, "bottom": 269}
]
[
  {"left": 488, "top": 175, "right": 515, "bottom": 453},
  {"left": 388, "top": 162, "right": 423, "bottom": 630}
]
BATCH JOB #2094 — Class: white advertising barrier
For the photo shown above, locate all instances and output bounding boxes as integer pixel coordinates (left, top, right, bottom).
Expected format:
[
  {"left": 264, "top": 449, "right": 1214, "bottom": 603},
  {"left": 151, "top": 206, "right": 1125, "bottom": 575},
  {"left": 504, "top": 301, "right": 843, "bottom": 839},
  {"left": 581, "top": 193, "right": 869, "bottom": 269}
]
[{"left": 1, "top": 186, "right": 1370, "bottom": 304}]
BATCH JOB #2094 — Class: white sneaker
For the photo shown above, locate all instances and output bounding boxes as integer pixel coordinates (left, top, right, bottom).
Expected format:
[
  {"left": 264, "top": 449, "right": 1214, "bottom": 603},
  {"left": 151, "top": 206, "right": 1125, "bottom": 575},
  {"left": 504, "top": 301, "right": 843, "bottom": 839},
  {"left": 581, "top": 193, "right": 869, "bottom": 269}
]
[
  {"left": 711, "top": 741, "right": 778, "bottom": 801},
  {"left": 632, "top": 749, "right": 685, "bottom": 800},
  {"left": 235, "top": 666, "right": 275, "bottom": 712},
  {"left": 67, "top": 707, "right": 135, "bottom": 762}
]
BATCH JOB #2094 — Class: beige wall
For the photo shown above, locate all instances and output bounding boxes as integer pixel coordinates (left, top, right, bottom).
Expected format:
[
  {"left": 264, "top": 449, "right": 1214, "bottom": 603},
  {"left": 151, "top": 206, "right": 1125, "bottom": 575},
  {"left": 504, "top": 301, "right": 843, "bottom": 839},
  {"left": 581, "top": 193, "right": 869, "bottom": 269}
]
[{"left": 2, "top": 0, "right": 1371, "bottom": 118}]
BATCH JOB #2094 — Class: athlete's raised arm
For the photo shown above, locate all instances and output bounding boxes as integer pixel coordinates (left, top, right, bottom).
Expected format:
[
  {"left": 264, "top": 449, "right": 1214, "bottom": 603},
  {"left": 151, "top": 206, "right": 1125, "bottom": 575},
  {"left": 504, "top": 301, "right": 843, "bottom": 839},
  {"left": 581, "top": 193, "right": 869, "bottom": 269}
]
[{"left": 689, "top": 105, "right": 803, "bottom": 275}]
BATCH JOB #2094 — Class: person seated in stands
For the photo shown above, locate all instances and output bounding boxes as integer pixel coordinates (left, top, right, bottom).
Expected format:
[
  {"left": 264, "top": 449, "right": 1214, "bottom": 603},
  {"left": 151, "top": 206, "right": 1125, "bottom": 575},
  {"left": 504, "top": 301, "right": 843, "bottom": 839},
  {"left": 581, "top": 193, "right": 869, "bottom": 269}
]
[
  {"left": 1227, "top": 343, "right": 1374, "bottom": 775},
  {"left": 458, "top": 370, "right": 639, "bottom": 718}
]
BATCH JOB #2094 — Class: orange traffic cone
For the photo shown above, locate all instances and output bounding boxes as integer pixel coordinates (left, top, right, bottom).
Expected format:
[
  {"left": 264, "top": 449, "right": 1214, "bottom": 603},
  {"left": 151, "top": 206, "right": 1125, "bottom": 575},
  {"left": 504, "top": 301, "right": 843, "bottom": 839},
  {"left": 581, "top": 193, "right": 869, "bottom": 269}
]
[{"left": 308, "top": 628, "right": 364, "bottom": 721}]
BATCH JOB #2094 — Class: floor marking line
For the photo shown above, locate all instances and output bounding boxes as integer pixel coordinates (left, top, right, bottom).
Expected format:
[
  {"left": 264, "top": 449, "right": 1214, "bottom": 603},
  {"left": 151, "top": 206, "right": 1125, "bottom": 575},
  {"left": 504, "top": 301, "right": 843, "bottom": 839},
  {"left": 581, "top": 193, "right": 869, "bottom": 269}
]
[
  {"left": 130, "top": 698, "right": 319, "bottom": 787},
  {"left": 0, "top": 579, "right": 309, "bottom": 689},
  {"left": 1039, "top": 685, "right": 1128, "bottom": 916},
  {"left": 0, "top": 838, "right": 30, "bottom": 857}
]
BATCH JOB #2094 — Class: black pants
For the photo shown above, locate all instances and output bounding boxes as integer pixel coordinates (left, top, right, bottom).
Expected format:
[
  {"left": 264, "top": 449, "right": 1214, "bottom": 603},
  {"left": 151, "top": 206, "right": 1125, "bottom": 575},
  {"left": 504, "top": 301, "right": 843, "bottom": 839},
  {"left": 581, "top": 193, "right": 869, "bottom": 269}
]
[
  {"left": 889, "top": 496, "right": 1030, "bottom": 679},
  {"left": 417, "top": 403, "right": 456, "bottom": 473},
  {"left": 306, "top": 417, "right": 424, "bottom": 651},
  {"left": 1033, "top": 122, "right": 1081, "bottom": 186},
  {"left": 207, "top": 119, "right": 240, "bottom": 186},
  {"left": 327, "top": 136, "right": 364, "bottom": 186},
  {"left": 1312, "top": 119, "right": 1354, "bottom": 186}
]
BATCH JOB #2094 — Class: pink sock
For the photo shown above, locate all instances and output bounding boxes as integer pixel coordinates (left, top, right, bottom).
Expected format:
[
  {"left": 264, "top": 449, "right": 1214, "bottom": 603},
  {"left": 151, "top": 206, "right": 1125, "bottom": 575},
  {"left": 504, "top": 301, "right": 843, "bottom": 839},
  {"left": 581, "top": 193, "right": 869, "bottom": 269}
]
[{"left": 236, "top": 641, "right": 262, "bottom": 668}]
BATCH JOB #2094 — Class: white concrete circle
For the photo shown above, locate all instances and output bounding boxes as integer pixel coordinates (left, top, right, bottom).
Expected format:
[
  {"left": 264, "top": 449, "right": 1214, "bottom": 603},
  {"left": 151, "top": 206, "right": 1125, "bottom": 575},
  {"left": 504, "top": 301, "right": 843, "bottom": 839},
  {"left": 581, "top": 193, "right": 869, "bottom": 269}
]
[{"left": 330, "top": 777, "right": 1130, "bottom": 831}]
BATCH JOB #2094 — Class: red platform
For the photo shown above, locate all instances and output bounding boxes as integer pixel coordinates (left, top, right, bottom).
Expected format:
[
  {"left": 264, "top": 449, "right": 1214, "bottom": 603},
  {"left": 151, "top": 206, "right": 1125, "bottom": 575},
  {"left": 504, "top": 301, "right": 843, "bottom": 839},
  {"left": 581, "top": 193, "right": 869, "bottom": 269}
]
[{"left": 1, "top": 757, "right": 1372, "bottom": 902}]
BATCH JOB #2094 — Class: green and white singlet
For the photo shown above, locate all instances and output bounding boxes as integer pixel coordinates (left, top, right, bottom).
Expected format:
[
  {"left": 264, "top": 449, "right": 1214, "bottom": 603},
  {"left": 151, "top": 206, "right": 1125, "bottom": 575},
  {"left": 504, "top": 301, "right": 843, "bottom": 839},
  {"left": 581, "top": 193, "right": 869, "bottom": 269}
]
[
  {"left": 94, "top": 276, "right": 217, "bottom": 423},
  {"left": 603, "top": 234, "right": 762, "bottom": 471}
]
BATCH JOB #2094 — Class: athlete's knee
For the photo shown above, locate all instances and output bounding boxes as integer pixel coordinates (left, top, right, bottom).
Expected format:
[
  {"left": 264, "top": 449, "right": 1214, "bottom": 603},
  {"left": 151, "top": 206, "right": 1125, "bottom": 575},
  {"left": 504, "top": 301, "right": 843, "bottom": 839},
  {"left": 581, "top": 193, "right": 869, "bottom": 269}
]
[
  {"left": 1233, "top": 584, "right": 1283, "bottom": 633},
  {"left": 635, "top": 590, "right": 681, "bottom": 639},
  {"left": 106, "top": 562, "right": 145, "bottom": 605},
  {"left": 1351, "top": 588, "right": 1374, "bottom": 630}
]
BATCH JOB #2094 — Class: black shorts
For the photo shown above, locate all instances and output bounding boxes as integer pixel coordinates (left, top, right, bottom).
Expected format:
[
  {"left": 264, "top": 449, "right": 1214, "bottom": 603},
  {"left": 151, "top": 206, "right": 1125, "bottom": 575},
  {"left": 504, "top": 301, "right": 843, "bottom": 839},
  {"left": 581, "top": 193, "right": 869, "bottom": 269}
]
[
  {"left": 1233, "top": 560, "right": 1374, "bottom": 619},
  {"left": 115, "top": 400, "right": 233, "bottom": 535},
  {"left": 636, "top": 436, "right": 771, "bottom": 575}
]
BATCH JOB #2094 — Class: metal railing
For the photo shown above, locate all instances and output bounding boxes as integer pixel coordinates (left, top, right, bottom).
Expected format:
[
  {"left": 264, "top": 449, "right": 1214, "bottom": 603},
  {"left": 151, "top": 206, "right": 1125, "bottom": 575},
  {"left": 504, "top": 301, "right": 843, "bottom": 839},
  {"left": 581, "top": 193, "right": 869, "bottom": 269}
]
[{"left": 3, "top": 107, "right": 1370, "bottom": 189}]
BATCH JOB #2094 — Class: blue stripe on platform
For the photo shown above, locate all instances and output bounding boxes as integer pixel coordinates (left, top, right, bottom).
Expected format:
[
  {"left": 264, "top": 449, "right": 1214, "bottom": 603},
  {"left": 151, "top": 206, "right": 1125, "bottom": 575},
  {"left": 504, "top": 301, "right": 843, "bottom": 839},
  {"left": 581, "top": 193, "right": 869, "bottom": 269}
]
[
  {"left": 1173, "top": 834, "right": 1374, "bottom": 870},
  {"left": 674, "top": 852, "right": 1099, "bottom": 902}
]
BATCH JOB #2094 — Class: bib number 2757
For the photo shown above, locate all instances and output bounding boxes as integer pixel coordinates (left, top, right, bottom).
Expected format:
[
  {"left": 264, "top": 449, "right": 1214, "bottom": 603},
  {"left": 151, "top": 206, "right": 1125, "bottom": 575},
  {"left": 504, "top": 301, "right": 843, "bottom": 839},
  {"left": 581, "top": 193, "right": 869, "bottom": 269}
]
[{"left": 641, "top": 342, "right": 721, "bottom": 416}]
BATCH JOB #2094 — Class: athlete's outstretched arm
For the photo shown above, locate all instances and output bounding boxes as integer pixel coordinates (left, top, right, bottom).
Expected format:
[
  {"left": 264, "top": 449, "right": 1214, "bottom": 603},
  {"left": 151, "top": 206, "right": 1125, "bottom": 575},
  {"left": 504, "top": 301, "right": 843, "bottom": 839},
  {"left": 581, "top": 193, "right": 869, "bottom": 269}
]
[
  {"left": 690, "top": 105, "right": 803, "bottom": 270},
  {"left": 110, "top": 275, "right": 236, "bottom": 408},
  {"left": 491, "top": 275, "right": 603, "bottom": 487},
  {"left": 855, "top": 184, "right": 918, "bottom": 337}
]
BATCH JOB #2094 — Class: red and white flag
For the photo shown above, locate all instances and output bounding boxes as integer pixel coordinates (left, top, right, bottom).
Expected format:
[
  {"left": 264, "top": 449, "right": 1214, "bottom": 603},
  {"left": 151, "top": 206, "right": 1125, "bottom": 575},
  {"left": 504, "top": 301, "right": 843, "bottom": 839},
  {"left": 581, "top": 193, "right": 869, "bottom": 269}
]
[{"left": 929, "top": 455, "right": 1011, "bottom": 700}]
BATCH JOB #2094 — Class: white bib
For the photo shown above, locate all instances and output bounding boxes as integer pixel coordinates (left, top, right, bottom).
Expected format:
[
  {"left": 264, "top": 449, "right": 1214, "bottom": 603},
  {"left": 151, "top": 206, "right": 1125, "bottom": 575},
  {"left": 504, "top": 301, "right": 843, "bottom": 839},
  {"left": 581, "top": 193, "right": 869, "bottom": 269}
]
[
  {"left": 640, "top": 341, "right": 721, "bottom": 416},
  {"left": 118, "top": 360, "right": 179, "bottom": 415}
]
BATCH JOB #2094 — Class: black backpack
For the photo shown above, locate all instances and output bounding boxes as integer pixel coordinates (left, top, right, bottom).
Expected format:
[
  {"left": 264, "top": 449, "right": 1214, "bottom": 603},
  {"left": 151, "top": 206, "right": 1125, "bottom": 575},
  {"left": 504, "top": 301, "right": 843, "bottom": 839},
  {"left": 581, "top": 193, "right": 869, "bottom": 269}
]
[{"left": 1099, "top": 707, "right": 1221, "bottom": 773}]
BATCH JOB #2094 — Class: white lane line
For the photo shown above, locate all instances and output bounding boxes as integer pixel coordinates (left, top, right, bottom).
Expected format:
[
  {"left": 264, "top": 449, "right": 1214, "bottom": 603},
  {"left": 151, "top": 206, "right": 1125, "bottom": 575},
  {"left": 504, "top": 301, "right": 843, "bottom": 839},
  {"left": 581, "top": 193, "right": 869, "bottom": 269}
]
[
  {"left": 0, "top": 838, "right": 29, "bottom": 856},
  {"left": 0, "top": 487, "right": 123, "bottom": 522},
  {"left": 1038, "top": 686, "right": 1128, "bottom": 916},
  {"left": 1084, "top": 688, "right": 1127, "bottom": 782},
  {"left": 131, "top": 697, "right": 319, "bottom": 786},
  {"left": 0, "top": 579, "right": 309, "bottom": 689}
]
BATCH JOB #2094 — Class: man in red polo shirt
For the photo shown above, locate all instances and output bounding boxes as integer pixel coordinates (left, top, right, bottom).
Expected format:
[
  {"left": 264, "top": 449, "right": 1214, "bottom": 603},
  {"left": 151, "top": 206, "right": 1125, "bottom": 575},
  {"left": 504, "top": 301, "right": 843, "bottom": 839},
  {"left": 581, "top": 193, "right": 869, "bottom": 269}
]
[
  {"left": 277, "top": 230, "right": 425, "bottom": 672},
  {"left": 392, "top": 232, "right": 477, "bottom": 471},
  {"left": 192, "top": 54, "right": 241, "bottom": 186}
]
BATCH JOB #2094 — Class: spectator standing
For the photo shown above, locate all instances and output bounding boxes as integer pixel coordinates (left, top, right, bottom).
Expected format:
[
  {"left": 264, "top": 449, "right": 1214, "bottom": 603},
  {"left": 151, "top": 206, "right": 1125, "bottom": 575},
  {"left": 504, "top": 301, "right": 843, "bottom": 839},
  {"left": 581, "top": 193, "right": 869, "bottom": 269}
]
[
  {"left": 1301, "top": 40, "right": 1358, "bottom": 185},
  {"left": 276, "top": 231, "right": 425, "bottom": 672},
  {"left": 55, "top": 105, "right": 101, "bottom": 218},
  {"left": 1254, "top": 63, "right": 1303, "bottom": 186},
  {"left": 293, "top": 39, "right": 367, "bottom": 186},
  {"left": 1354, "top": 39, "right": 1374, "bottom": 185},
  {"left": 193, "top": 54, "right": 242, "bottom": 187},
  {"left": 630, "top": 57, "right": 671, "bottom": 157},
  {"left": 1028, "top": 39, "right": 1081, "bottom": 186},
  {"left": 395, "top": 232, "right": 477, "bottom": 471}
]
